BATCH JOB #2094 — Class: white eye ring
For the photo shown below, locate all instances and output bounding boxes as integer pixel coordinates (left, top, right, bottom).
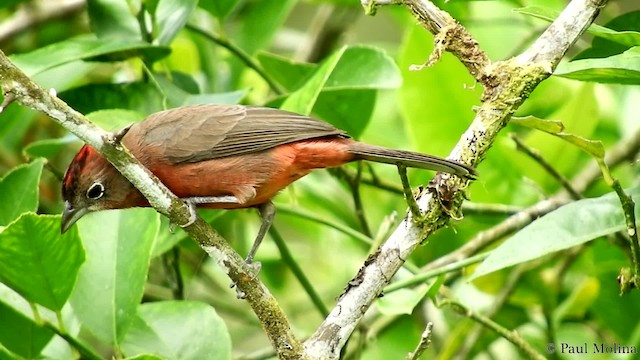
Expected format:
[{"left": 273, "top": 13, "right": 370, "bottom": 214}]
[{"left": 86, "top": 182, "right": 105, "bottom": 200}]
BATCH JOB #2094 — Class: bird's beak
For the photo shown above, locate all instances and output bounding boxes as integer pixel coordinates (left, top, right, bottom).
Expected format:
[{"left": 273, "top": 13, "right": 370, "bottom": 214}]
[{"left": 61, "top": 201, "right": 88, "bottom": 234}]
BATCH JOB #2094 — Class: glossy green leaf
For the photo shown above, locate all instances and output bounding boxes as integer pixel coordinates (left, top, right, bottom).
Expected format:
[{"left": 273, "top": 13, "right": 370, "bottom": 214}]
[
  {"left": 60, "top": 81, "right": 245, "bottom": 117},
  {"left": 23, "top": 136, "right": 80, "bottom": 160},
  {"left": 125, "top": 355, "right": 165, "bottom": 360},
  {"left": 11, "top": 35, "right": 170, "bottom": 77},
  {"left": 153, "top": 0, "right": 198, "bottom": 45},
  {"left": 0, "top": 0, "right": 29, "bottom": 8},
  {"left": 86, "top": 109, "right": 146, "bottom": 131},
  {"left": 70, "top": 209, "right": 160, "bottom": 345},
  {"left": 511, "top": 115, "right": 605, "bottom": 158},
  {"left": 235, "top": 0, "right": 296, "bottom": 55},
  {"left": 471, "top": 186, "right": 640, "bottom": 280},
  {"left": 515, "top": 7, "right": 640, "bottom": 48},
  {"left": 60, "top": 82, "right": 167, "bottom": 116},
  {"left": 510, "top": 116, "right": 564, "bottom": 133},
  {"left": 555, "top": 47, "right": 640, "bottom": 85},
  {"left": 121, "top": 301, "right": 231, "bottom": 360},
  {"left": 0, "top": 214, "right": 84, "bottom": 310},
  {"left": 199, "top": 0, "right": 239, "bottom": 19},
  {"left": 376, "top": 288, "right": 428, "bottom": 315},
  {"left": 0, "top": 159, "right": 44, "bottom": 226},
  {"left": 257, "top": 52, "right": 316, "bottom": 91},
  {"left": 324, "top": 46, "right": 402, "bottom": 90},
  {"left": 87, "top": 0, "right": 141, "bottom": 40},
  {"left": 313, "top": 89, "right": 376, "bottom": 138},
  {"left": 0, "top": 300, "right": 54, "bottom": 359},
  {"left": 282, "top": 46, "right": 347, "bottom": 115},
  {"left": 228, "top": 0, "right": 296, "bottom": 86}
]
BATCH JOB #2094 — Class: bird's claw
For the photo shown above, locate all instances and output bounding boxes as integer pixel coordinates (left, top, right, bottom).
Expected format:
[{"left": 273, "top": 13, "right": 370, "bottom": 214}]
[
  {"left": 230, "top": 260, "right": 262, "bottom": 299},
  {"left": 179, "top": 200, "right": 198, "bottom": 228}
]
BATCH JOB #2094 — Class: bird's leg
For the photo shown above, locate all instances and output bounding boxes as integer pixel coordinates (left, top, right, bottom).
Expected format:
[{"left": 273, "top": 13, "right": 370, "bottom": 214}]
[
  {"left": 245, "top": 201, "right": 276, "bottom": 265},
  {"left": 177, "top": 195, "right": 241, "bottom": 229},
  {"left": 397, "top": 164, "right": 423, "bottom": 221}
]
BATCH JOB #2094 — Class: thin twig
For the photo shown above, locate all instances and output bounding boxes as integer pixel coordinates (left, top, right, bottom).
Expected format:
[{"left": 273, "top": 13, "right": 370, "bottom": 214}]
[
  {"left": 511, "top": 134, "right": 582, "bottom": 200},
  {"left": 42, "top": 321, "right": 103, "bottom": 360},
  {"left": 407, "top": 322, "right": 433, "bottom": 360},
  {"left": 186, "top": 24, "right": 286, "bottom": 95},
  {"left": 269, "top": 226, "right": 330, "bottom": 317},
  {"left": 439, "top": 299, "right": 546, "bottom": 360}
]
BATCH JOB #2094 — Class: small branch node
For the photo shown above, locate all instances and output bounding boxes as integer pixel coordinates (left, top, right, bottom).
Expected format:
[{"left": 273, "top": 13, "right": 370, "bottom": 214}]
[
  {"left": 48, "top": 88, "right": 57, "bottom": 97},
  {"left": 0, "top": 92, "right": 15, "bottom": 112}
]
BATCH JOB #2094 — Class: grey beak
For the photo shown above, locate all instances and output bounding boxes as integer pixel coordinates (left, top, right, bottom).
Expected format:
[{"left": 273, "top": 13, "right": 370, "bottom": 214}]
[{"left": 61, "top": 201, "right": 88, "bottom": 234}]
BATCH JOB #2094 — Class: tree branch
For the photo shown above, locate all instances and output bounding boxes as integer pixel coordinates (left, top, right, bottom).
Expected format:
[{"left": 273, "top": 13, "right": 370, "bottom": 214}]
[
  {"left": 304, "top": 0, "right": 608, "bottom": 357},
  {"left": 0, "top": 52, "right": 304, "bottom": 360}
]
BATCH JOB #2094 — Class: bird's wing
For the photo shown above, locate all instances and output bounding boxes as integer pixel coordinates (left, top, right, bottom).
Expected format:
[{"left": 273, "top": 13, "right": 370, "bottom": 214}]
[{"left": 136, "top": 104, "right": 348, "bottom": 164}]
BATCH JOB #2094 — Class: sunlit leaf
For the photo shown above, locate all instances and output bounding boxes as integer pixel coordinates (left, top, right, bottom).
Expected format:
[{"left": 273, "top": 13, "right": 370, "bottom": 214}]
[
  {"left": 70, "top": 209, "right": 159, "bottom": 345},
  {"left": 0, "top": 160, "right": 44, "bottom": 226},
  {"left": 0, "top": 214, "right": 84, "bottom": 311},
  {"left": 515, "top": 7, "right": 640, "bottom": 48},
  {"left": 471, "top": 186, "right": 640, "bottom": 279},
  {"left": 11, "top": 35, "right": 170, "bottom": 77},
  {"left": 0, "top": 300, "right": 54, "bottom": 359},
  {"left": 555, "top": 47, "right": 640, "bottom": 85},
  {"left": 121, "top": 301, "right": 231, "bottom": 360},
  {"left": 153, "top": 0, "right": 198, "bottom": 45}
]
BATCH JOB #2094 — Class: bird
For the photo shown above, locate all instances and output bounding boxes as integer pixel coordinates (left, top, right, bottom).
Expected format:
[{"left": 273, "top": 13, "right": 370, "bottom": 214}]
[{"left": 61, "top": 104, "right": 476, "bottom": 263}]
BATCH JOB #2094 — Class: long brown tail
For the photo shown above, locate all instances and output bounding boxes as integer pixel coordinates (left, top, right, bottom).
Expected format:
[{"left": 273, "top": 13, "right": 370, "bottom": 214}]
[{"left": 347, "top": 142, "right": 477, "bottom": 179}]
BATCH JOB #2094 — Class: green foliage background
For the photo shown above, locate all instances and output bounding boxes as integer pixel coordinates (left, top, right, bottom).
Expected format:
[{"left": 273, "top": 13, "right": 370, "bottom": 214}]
[{"left": 1, "top": 0, "right": 640, "bottom": 359}]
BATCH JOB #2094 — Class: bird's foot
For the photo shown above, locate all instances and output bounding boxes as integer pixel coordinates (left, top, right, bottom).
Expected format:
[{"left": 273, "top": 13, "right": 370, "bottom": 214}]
[{"left": 230, "top": 260, "right": 262, "bottom": 299}]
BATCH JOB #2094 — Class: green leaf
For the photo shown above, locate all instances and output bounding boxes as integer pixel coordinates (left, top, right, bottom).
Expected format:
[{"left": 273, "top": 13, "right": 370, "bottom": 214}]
[
  {"left": 282, "top": 47, "right": 347, "bottom": 115},
  {"left": 313, "top": 89, "right": 376, "bottom": 138},
  {"left": 86, "top": 109, "right": 146, "bottom": 131},
  {"left": 121, "top": 301, "right": 231, "bottom": 360},
  {"left": 125, "top": 355, "right": 165, "bottom": 360},
  {"left": 515, "top": 7, "right": 640, "bottom": 48},
  {"left": 87, "top": 0, "right": 141, "bottom": 40},
  {"left": 554, "top": 47, "right": 640, "bottom": 85},
  {"left": 60, "top": 82, "right": 166, "bottom": 115},
  {"left": 257, "top": 52, "right": 316, "bottom": 91},
  {"left": 511, "top": 115, "right": 605, "bottom": 158},
  {"left": 376, "top": 288, "right": 428, "bottom": 315},
  {"left": 199, "top": 0, "right": 240, "bottom": 19},
  {"left": 11, "top": 35, "right": 170, "bottom": 77},
  {"left": 324, "top": 46, "right": 402, "bottom": 90},
  {"left": 510, "top": 116, "right": 564, "bottom": 133},
  {"left": 470, "top": 186, "right": 640, "bottom": 280},
  {"left": 0, "top": 159, "right": 44, "bottom": 226},
  {"left": 23, "top": 136, "right": 81, "bottom": 160},
  {"left": 0, "top": 300, "right": 55, "bottom": 359},
  {"left": 0, "top": 0, "right": 29, "bottom": 9},
  {"left": 70, "top": 209, "right": 159, "bottom": 345},
  {"left": 153, "top": 0, "right": 199, "bottom": 45},
  {"left": 0, "top": 214, "right": 85, "bottom": 310}
]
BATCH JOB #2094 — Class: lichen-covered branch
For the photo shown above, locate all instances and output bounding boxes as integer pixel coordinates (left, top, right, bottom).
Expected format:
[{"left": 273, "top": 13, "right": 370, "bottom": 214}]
[
  {"left": 0, "top": 51, "right": 304, "bottom": 360},
  {"left": 304, "top": 0, "right": 608, "bottom": 358}
]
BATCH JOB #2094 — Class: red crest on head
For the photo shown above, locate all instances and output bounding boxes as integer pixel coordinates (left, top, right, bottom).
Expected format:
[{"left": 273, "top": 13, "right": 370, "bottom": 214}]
[{"left": 62, "top": 145, "right": 97, "bottom": 200}]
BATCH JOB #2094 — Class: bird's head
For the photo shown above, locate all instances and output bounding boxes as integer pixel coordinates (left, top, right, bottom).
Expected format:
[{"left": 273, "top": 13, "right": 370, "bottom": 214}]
[{"left": 61, "top": 145, "right": 137, "bottom": 233}]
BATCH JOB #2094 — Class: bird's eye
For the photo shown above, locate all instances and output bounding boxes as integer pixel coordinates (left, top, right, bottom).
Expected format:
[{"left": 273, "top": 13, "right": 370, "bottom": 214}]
[{"left": 86, "top": 182, "right": 105, "bottom": 200}]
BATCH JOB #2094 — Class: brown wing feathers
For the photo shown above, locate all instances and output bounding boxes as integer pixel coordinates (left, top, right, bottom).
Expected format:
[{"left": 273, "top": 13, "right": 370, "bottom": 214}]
[{"left": 130, "top": 105, "right": 347, "bottom": 164}]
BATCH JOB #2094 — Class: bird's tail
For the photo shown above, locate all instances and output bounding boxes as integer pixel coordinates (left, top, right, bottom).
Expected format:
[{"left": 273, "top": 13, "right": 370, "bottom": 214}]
[{"left": 347, "top": 142, "right": 477, "bottom": 179}]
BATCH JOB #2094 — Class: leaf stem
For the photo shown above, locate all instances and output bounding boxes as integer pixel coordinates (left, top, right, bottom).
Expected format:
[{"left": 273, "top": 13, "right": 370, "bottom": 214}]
[
  {"left": 186, "top": 24, "right": 286, "bottom": 95},
  {"left": 42, "top": 321, "right": 104, "bottom": 360},
  {"left": 269, "top": 226, "right": 329, "bottom": 317}
]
